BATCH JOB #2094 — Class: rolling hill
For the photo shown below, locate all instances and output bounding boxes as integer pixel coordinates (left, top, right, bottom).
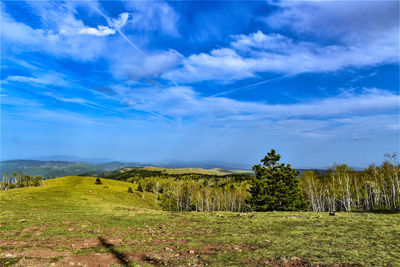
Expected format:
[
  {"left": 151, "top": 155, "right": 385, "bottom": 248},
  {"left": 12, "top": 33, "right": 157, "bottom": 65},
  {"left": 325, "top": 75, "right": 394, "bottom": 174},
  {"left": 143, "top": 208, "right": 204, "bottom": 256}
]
[{"left": 0, "top": 176, "right": 155, "bottom": 212}]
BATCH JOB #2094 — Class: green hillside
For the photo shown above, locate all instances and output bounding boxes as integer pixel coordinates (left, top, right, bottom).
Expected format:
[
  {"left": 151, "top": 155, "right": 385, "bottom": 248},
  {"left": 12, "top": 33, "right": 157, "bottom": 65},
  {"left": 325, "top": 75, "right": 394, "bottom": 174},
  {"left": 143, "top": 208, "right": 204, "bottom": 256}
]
[
  {"left": 1, "top": 176, "right": 399, "bottom": 266},
  {"left": 0, "top": 176, "right": 155, "bottom": 214},
  {"left": 0, "top": 160, "right": 132, "bottom": 179}
]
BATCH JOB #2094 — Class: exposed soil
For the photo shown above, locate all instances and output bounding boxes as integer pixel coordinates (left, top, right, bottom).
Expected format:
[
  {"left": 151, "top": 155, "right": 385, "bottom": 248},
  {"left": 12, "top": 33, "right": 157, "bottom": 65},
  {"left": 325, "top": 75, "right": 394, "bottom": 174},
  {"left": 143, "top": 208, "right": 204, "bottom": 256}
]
[{"left": 0, "top": 236, "right": 361, "bottom": 267}]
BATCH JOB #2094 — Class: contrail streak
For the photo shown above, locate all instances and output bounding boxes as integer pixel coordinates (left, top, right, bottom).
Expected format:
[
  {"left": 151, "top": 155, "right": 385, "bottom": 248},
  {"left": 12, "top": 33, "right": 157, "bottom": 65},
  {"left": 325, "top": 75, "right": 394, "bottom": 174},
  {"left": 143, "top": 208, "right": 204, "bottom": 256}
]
[
  {"left": 93, "top": 7, "right": 175, "bottom": 122},
  {"left": 208, "top": 74, "right": 297, "bottom": 98},
  {"left": 95, "top": 7, "right": 145, "bottom": 56}
]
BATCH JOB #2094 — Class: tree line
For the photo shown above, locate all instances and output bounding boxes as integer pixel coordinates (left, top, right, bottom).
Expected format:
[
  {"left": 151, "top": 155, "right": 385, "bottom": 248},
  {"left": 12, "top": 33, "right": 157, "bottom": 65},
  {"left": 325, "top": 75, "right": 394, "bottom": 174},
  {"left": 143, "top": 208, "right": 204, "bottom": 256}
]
[
  {"left": 1, "top": 171, "right": 43, "bottom": 191},
  {"left": 136, "top": 177, "right": 252, "bottom": 212},
  {"left": 128, "top": 150, "right": 399, "bottom": 212},
  {"left": 300, "top": 153, "right": 400, "bottom": 212}
]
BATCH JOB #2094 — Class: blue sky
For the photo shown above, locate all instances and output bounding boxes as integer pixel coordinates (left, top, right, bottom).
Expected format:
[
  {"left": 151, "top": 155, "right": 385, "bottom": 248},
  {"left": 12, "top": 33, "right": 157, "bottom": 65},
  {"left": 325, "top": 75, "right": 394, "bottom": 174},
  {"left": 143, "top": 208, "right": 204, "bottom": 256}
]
[{"left": 1, "top": 0, "right": 399, "bottom": 168}]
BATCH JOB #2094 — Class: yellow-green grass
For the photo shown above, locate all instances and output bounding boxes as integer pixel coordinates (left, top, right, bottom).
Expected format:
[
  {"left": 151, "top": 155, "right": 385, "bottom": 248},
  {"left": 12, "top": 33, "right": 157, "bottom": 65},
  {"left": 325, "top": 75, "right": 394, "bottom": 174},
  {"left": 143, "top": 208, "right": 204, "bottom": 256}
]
[{"left": 0, "top": 176, "right": 399, "bottom": 266}]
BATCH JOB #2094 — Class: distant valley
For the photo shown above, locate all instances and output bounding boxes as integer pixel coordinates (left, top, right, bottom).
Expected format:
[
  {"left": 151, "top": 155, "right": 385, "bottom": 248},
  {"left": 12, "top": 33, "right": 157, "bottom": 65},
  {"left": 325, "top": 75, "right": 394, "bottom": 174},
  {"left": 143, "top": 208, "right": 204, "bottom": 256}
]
[{"left": 0, "top": 158, "right": 254, "bottom": 179}]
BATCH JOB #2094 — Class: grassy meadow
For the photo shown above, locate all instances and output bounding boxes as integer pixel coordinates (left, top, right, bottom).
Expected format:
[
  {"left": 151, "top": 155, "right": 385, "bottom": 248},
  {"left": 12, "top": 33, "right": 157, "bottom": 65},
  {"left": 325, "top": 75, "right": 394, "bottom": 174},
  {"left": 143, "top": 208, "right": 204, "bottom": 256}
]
[{"left": 0, "top": 176, "right": 399, "bottom": 266}]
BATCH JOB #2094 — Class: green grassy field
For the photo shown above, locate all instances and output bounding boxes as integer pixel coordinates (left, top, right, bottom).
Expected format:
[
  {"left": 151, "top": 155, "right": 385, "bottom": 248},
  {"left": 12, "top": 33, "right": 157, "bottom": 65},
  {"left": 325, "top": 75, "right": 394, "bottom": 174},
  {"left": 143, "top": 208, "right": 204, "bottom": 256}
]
[{"left": 1, "top": 176, "right": 399, "bottom": 266}]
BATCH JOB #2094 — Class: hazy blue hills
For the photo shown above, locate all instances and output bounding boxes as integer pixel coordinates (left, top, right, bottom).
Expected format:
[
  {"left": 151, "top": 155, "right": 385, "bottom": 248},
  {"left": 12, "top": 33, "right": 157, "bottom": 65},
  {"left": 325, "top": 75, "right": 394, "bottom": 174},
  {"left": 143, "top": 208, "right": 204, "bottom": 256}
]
[
  {"left": 0, "top": 158, "right": 253, "bottom": 179},
  {"left": 0, "top": 157, "right": 330, "bottom": 179},
  {"left": 29, "top": 155, "right": 114, "bottom": 164},
  {"left": 0, "top": 160, "right": 141, "bottom": 179}
]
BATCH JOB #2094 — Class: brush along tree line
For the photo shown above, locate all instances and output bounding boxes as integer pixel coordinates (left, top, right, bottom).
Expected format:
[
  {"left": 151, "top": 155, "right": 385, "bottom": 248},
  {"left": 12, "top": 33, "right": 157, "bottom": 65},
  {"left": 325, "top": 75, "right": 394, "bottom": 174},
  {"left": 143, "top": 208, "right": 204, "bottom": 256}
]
[
  {"left": 130, "top": 150, "right": 400, "bottom": 212},
  {"left": 1, "top": 171, "right": 43, "bottom": 190},
  {"left": 300, "top": 154, "right": 400, "bottom": 212}
]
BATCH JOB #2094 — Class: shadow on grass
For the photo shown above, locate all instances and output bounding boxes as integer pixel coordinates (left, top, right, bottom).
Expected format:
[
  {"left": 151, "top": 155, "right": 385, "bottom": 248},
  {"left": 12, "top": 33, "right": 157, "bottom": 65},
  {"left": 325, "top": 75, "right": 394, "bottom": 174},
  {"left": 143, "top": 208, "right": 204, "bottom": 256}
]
[{"left": 98, "top": 237, "right": 130, "bottom": 266}]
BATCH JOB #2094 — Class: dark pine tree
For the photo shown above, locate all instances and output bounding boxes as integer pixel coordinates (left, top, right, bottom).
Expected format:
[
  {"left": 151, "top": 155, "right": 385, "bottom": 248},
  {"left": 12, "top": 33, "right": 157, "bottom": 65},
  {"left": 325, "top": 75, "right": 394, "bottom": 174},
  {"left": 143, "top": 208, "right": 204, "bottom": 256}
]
[
  {"left": 247, "top": 149, "right": 306, "bottom": 211},
  {"left": 95, "top": 178, "right": 102, "bottom": 185}
]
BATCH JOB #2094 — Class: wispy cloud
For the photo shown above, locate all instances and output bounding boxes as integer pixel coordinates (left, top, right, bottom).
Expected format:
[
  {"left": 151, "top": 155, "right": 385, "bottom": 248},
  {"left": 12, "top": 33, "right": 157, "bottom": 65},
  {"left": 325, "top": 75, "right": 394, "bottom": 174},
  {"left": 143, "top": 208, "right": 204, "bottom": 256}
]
[
  {"left": 164, "top": 30, "right": 398, "bottom": 83},
  {"left": 42, "top": 92, "right": 87, "bottom": 104},
  {"left": 110, "top": 49, "right": 183, "bottom": 79},
  {"left": 124, "top": 1, "right": 180, "bottom": 36},
  {"left": 112, "top": 85, "right": 399, "bottom": 124},
  {"left": 1, "top": 6, "right": 106, "bottom": 61},
  {"left": 1, "top": 2, "right": 183, "bottom": 80},
  {"left": 265, "top": 1, "right": 399, "bottom": 44},
  {"left": 5, "top": 72, "right": 69, "bottom": 87}
]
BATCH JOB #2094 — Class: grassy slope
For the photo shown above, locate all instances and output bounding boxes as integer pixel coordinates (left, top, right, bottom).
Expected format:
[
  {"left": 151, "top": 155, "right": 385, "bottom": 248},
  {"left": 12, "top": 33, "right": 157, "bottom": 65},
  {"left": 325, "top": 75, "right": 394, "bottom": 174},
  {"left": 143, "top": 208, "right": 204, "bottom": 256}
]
[
  {"left": 0, "top": 176, "right": 399, "bottom": 266},
  {"left": 0, "top": 176, "right": 155, "bottom": 213}
]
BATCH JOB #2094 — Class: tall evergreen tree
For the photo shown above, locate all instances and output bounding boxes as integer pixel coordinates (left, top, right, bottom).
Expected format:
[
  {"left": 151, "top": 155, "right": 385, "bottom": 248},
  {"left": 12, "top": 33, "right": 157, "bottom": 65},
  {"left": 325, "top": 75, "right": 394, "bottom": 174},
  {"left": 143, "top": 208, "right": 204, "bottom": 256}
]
[{"left": 248, "top": 149, "right": 306, "bottom": 211}]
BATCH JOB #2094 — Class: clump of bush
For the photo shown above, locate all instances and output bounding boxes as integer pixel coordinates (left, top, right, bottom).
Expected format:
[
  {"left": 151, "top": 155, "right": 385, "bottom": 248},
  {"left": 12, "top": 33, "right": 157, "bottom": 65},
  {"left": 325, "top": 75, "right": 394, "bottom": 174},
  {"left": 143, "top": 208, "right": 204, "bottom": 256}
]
[
  {"left": 1, "top": 171, "right": 43, "bottom": 191},
  {"left": 95, "top": 178, "right": 102, "bottom": 185},
  {"left": 128, "top": 187, "right": 133, "bottom": 193}
]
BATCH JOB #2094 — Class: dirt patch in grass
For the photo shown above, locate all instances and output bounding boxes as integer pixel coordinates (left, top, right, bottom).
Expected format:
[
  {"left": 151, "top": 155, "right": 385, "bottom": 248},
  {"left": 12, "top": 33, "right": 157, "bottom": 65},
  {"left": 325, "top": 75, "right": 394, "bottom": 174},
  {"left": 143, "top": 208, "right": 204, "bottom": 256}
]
[
  {"left": 130, "top": 250, "right": 207, "bottom": 266},
  {"left": 239, "top": 256, "right": 310, "bottom": 266},
  {"left": 59, "top": 250, "right": 203, "bottom": 267},
  {"left": 11, "top": 248, "right": 69, "bottom": 258},
  {"left": 55, "top": 237, "right": 101, "bottom": 250},
  {"left": 57, "top": 253, "right": 121, "bottom": 267},
  {"left": 0, "top": 240, "right": 31, "bottom": 247},
  {"left": 14, "top": 257, "right": 51, "bottom": 267}
]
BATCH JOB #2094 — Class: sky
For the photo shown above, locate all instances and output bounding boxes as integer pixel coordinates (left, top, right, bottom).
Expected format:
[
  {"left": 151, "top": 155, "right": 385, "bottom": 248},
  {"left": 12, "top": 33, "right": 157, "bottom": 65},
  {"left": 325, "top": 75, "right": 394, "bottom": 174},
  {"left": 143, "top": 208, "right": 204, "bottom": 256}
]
[{"left": 1, "top": 0, "right": 399, "bottom": 169}]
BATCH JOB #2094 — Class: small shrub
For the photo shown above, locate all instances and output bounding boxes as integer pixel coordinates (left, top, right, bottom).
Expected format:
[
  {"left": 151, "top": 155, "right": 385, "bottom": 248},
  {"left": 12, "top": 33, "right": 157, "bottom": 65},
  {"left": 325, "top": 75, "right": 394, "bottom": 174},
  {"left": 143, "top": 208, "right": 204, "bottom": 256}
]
[
  {"left": 95, "top": 178, "right": 102, "bottom": 185},
  {"left": 128, "top": 187, "right": 133, "bottom": 193}
]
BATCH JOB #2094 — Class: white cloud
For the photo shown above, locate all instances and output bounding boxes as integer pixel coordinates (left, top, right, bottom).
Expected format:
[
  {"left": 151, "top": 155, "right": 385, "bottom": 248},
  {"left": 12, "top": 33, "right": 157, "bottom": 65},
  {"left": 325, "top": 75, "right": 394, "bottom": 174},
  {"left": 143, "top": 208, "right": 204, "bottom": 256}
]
[
  {"left": 78, "top": 25, "right": 116, "bottom": 36},
  {"left": 164, "top": 1, "right": 399, "bottom": 83},
  {"left": 2, "top": 2, "right": 180, "bottom": 79},
  {"left": 1, "top": 0, "right": 133, "bottom": 61},
  {"left": 124, "top": 1, "right": 179, "bottom": 36},
  {"left": 110, "top": 12, "right": 129, "bottom": 30},
  {"left": 164, "top": 29, "right": 398, "bottom": 83},
  {"left": 265, "top": 1, "right": 399, "bottom": 44},
  {"left": 111, "top": 49, "right": 183, "bottom": 79},
  {"left": 1, "top": 7, "right": 106, "bottom": 61},
  {"left": 77, "top": 12, "right": 129, "bottom": 37},
  {"left": 232, "top": 32, "right": 295, "bottom": 51}
]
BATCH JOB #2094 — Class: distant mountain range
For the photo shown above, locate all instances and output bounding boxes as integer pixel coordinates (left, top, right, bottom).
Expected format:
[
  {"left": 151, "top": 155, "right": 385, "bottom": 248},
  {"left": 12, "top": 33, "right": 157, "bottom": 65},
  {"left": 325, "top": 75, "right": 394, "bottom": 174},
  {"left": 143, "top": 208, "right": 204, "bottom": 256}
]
[
  {"left": 0, "top": 156, "right": 331, "bottom": 179},
  {"left": 0, "top": 160, "right": 129, "bottom": 179},
  {"left": 0, "top": 157, "right": 253, "bottom": 179},
  {"left": 29, "top": 155, "right": 114, "bottom": 164}
]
